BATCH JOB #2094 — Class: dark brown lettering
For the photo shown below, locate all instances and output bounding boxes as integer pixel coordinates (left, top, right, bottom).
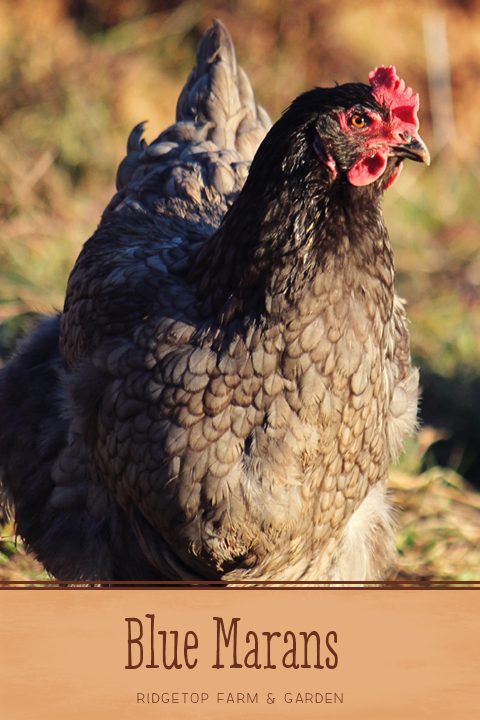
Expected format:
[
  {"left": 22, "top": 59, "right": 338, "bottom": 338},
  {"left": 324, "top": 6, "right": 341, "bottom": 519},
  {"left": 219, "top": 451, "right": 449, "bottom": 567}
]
[
  {"left": 125, "top": 618, "right": 143, "bottom": 669},
  {"left": 212, "top": 617, "right": 242, "bottom": 668},
  {"left": 326, "top": 631, "right": 338, "bottom": 668}
]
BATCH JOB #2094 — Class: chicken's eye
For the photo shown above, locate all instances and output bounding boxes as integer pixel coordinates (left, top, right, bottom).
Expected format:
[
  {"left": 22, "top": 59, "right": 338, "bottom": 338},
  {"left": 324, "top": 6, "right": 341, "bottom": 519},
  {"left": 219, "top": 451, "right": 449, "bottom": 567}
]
[{"left": 350, "top": 114, "right": 368, "bottom": 129}]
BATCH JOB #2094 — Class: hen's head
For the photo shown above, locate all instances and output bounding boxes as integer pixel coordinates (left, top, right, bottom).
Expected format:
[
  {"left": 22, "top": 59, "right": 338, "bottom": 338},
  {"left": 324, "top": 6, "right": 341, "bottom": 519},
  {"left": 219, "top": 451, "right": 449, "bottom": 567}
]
[
  {"left": 328, "top": 66, "right": 429, "bottom": 188},
  {"left": 252, "top": 66, "right": 429, "bottom": 196}
]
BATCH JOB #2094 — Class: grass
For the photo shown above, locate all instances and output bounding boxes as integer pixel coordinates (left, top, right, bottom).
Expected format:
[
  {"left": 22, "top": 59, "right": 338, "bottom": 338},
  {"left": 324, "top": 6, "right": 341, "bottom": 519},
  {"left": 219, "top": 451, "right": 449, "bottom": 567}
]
[
  {"left": 391, "top": 464, "right": 480, "bottom": 581},
  {"left": 0, "top": 518, "right": 49, "bottom": 581}
]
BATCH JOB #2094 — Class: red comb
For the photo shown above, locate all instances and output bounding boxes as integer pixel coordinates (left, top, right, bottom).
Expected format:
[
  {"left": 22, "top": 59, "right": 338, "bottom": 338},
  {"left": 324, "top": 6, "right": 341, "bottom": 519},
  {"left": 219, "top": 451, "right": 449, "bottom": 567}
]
[{"left": 368, "top": 66, "right": 420, "bottom": 130}]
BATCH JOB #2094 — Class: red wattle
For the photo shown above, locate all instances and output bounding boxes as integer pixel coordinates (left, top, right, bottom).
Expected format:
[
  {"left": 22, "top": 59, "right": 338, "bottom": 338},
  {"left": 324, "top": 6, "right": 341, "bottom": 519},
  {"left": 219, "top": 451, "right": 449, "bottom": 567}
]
[{"left": 346, "top": 151, "right": 388, "bottom": 187}]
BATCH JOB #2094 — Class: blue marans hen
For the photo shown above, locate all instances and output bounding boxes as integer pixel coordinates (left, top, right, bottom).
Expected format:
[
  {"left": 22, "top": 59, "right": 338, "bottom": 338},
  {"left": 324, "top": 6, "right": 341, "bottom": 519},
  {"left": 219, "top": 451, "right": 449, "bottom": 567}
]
[{"left": 0, "top": 21, "right": 427, "bottom": 582}]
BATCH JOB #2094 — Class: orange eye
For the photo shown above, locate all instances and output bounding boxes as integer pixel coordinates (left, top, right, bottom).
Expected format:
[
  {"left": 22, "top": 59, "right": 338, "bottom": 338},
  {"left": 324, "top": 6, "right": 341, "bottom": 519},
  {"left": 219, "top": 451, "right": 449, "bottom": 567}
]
[{"left": 350, "top": 114, "right": 367, "bottom": 129}]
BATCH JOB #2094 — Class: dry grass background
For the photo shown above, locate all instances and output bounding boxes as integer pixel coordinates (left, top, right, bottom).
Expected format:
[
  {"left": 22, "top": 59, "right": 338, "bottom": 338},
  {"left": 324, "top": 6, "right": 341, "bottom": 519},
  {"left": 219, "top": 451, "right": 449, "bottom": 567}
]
[{"left": 1, "top": 0, "right": 480, "bottom": 581}]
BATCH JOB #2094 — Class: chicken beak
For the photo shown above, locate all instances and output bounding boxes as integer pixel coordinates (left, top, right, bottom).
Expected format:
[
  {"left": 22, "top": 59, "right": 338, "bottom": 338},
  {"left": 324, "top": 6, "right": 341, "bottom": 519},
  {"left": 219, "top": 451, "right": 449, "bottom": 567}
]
[{"left": 391, "top": 134, "right": 431, "bottom": 166}]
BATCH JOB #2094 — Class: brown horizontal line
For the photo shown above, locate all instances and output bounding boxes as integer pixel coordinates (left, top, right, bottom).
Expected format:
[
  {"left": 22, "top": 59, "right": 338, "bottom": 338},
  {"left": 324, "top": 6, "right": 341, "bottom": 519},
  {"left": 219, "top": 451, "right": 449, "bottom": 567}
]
[{"left": 1, "top": 580, "right": 479, "bottom": 589}]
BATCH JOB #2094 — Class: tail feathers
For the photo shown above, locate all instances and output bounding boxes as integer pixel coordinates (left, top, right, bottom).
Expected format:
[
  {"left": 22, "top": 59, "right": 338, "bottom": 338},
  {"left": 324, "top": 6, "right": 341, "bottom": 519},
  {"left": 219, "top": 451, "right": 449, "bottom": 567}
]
[
  {"left": 176, "top": 19, "right": 240, "bottom": 126},
  {"left": 176, "top": 19, "right": 271, "bottom": 158},
  {"left": 108, "top": 20, "right": 271, "bottom": 217},
  {"left": 0, "top": 315, "right": 162, "bottom": 581}
]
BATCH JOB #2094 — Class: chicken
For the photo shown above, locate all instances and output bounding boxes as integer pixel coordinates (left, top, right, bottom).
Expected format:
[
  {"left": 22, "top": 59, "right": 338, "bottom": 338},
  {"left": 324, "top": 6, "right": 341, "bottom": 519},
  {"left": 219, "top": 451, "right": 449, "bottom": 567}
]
[{"left": 0, "top": 21, "right": 429, "bottom": 582}]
